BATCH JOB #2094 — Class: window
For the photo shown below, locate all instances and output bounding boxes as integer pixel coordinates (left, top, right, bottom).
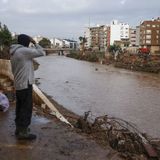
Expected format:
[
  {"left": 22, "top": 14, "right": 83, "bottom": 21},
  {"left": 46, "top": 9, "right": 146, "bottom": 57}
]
[
  {"left": 152, "top": 25, "right": 156, "bottom": 27},
  {"left": 146, "top": 30, "right": 151, "bottom": 34},
  {"left": 146, "top": 35, "right": 151, "bottom": 39},
  {"left": 157, "top": 30, "right": 160, "bottom": 34},
  {"left": 147, "top": 24, "right": 150, "bottom": 27},
  {"left": 146, "top": 40, "right": 151, "bottom": 44},
  {"left": 157, "top": 35, "right": 159, "bottom": 39}
]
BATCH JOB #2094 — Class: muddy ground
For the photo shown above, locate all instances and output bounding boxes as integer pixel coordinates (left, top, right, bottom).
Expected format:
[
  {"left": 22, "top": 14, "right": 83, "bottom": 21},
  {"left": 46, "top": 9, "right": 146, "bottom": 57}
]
[{"left": 0, "top": 102, "right": 122, "bottom": 160}]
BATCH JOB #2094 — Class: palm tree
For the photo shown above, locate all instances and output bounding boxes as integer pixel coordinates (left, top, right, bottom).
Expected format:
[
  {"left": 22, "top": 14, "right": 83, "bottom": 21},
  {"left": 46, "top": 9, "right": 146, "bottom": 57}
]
[{"left": 79, "top": 36, "right": 87, "bottom": 55}]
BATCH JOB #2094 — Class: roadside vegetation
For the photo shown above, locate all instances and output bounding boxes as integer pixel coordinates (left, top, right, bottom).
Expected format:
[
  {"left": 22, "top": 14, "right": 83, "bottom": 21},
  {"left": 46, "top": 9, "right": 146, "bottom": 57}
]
[{"left": 0, "top": 22, "right": 12, "bottom": 59}]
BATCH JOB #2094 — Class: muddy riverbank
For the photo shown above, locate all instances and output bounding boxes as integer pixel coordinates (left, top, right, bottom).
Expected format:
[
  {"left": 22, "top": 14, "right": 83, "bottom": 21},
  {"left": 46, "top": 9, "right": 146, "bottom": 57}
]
[
  {"left": 115, "top": 54, "right": 160, "bottom": 73},
  {"left": 1, "top": 87, "right": 160, "bottom": 160},
  {"left": 1, "top": 101, "right": 122, "bottom": 160},
  {"left": 36, "top": 90, "right": 160, "bottom": 160},
  {"left": 67, "top": 52, "right": 160, "bottom": 74}
]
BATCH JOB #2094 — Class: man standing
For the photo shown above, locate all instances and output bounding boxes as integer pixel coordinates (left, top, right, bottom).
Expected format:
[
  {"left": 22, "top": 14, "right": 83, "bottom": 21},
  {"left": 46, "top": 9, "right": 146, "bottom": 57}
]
[{"left": 10, "top": 34, "right": 45, "bottom": 140}]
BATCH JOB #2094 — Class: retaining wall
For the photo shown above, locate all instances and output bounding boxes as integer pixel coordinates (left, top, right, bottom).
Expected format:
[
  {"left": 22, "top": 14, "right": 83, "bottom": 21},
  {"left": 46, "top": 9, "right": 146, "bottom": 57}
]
[{"left": 0, "top": 59, "right": 13, "bottom": 80}]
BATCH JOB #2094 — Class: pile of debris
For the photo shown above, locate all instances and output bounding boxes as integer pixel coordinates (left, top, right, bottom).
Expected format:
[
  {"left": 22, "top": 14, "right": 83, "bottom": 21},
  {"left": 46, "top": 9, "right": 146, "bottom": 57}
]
[
  {"left": 76, "top": 111, "right": 159, "bottom": 160},
  {"left": 115, "top": 53, "right": 160, "bottom": 73}
]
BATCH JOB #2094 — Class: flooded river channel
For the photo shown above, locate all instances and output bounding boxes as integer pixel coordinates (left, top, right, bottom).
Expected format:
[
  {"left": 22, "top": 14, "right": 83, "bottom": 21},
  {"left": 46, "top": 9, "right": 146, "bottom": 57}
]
[{"left": 35, "top": 55, "right": 160, "bottom": 137}]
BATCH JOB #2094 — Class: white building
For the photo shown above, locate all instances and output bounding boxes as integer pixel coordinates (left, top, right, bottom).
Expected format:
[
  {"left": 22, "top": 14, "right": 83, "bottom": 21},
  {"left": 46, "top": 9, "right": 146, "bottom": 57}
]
[
  {"left": 62, "top": 39, "right": 70, "bottom": 48},
  {"left": 11, "top": 32, "right": 17, "bottom": 38},
  {"left": 84, "top": 27, "right": 91, "bottom": 48},
  {"left": 63, "top": 39, "right": 77, "bottom": 50},
  {"left": 50, "top": 38, "right": 63, "bottom": 48},
  {"left": 110, "top": 20, "right": 129, "bottom": 45},
  {"left": 33, "top": 35, "right": 43, "bottom": 43}
]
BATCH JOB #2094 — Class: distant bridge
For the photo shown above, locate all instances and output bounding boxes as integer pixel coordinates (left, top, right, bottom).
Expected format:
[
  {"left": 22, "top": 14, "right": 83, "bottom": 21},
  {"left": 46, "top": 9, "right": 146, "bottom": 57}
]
[{"left": 44, "top": 48, "right": 73, "bottom": 55}]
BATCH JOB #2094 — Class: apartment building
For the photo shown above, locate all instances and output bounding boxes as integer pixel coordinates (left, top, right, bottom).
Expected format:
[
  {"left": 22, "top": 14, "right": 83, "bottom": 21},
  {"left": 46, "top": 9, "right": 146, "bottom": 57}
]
[
  {"left": 136, "top": 26, "right": 140, "bottom": 46},
  {"left": 104, "top": 25, "right": 110, "bottom": 51},
  {"left": 84, "top": 27, "right": 91, "bottom": 49},
  {"left": 140, "top": 17, "right": 160, "bottom": 54},
  {"left": 89, "top": 25, "right": 105, "bottom": 51},
  {"left": 129, "top": 28, "right": 136, "bottom": 46},
  {"left": 84, "top": 25, "right": 110, "bottom": 51},
  {"left": 110, "top": 20, "right": 129, "bottom": 45}
]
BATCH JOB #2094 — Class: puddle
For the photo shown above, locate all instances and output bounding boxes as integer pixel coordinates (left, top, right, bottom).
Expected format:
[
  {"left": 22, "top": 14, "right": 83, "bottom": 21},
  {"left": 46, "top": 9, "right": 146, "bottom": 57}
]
[{"left": 32, "top": 115, "right": 51, "bottom": 125}]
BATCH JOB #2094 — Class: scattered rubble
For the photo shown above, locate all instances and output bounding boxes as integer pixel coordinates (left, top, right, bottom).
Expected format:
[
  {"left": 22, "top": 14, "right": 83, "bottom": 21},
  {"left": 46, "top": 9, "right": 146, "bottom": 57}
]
[
  {"left": 115, "top": 54, "right": 160, "bottom": 73},
  {"left": 76, "top": 111, "right": 160, "bottom": 160}
]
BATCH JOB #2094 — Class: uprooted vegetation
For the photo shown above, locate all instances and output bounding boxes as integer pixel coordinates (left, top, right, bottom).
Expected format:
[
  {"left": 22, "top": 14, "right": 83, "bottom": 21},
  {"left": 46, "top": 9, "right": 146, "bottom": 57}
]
[
  {"left": 115, "top": 53, "right": 160, "bottom": 73},
  {"left": 75, "top": 111, "right": 160, "bottom": 160}
]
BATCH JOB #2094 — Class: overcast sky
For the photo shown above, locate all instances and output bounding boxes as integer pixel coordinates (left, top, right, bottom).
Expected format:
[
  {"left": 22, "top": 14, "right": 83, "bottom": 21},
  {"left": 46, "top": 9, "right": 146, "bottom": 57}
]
[{"left": 0, "top": 0, "right": 160, "bottom": 40}]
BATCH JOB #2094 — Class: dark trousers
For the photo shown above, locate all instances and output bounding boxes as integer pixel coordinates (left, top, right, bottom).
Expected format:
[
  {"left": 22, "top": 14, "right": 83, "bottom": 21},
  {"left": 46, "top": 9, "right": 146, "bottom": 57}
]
[{"left": 15, "top": 85, "right": 33, "bottom": 128}]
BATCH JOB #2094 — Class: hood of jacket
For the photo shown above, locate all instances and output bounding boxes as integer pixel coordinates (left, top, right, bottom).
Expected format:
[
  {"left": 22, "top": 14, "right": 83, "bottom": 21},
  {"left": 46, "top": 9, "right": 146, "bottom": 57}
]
[{"left": 10, "top": 44, "right": 23, "bottom": 55}]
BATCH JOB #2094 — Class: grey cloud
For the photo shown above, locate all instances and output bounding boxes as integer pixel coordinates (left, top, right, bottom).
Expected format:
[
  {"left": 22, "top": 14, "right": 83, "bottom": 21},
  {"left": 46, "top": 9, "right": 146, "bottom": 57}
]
[{"left": 0, "top": 0, "right": 160, "bottom": 39}]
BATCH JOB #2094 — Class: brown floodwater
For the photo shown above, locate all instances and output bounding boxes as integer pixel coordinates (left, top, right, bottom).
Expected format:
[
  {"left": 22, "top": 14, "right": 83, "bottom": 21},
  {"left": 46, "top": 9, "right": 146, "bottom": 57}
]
[{"left": 35, "top": 55, "right": 160, "bottom": 137}]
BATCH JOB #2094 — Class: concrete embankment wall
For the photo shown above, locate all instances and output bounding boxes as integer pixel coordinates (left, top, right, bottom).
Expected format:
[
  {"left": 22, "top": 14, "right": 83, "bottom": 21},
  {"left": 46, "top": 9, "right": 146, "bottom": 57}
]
[
  {"left": 0, "top": 59, "right": 14, "bottom": 80},
  {"left": 0, "top": 59, "right": 71, "bottom": 126}
]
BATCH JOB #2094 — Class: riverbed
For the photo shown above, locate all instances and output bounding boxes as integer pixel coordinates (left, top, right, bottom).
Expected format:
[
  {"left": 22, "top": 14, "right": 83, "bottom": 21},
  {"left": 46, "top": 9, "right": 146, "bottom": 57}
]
[{"left": 35, "top": 55, "right": 160, "bottom": 138}]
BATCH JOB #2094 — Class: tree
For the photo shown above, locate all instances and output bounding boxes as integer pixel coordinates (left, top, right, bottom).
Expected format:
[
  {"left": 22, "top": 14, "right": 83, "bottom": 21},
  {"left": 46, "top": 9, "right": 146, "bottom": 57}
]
[
  {"left": 79, "top": 36, "right": 87, "bottom": 55},
  {"left": 39, "top": 38, "right": 51, "bottom": 48},
  {"left": 0, "top": 24, "right": 12, "bottom": 50},
  {"left": 108, "top": 44, "right": 121, "bottom": 53},
  {"left": 0, "top": 22, "right": 12, "bottom": 59}
]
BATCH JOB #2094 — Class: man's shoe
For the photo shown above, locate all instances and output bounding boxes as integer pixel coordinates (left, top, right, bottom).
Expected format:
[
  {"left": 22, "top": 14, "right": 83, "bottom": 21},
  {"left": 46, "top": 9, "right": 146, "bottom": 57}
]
[
  {"left": 15, "top": 127, "right": 36, "bottom": 140},
  {"left": 15, "top": 127, "right": 30, "bottom": 136},
  {"left": 17, "top": 133, "right": 37, "bottom": 140}
]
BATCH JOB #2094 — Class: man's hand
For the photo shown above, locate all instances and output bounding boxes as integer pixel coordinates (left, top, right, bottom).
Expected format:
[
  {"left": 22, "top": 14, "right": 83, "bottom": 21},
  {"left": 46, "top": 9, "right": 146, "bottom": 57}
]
[{"left": 30, "top": 37, "right": 36, "bottom": 45}]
